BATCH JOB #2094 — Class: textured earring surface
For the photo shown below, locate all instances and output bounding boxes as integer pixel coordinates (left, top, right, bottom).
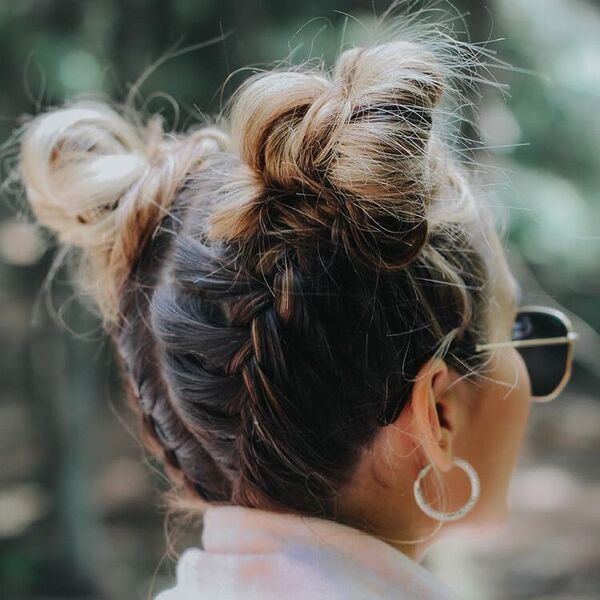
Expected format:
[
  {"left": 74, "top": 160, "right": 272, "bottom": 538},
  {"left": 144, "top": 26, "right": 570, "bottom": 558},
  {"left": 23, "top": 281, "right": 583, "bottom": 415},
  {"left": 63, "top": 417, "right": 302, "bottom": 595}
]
[{"left": 413, "top": 457, "right": 480, "bottom": 522}]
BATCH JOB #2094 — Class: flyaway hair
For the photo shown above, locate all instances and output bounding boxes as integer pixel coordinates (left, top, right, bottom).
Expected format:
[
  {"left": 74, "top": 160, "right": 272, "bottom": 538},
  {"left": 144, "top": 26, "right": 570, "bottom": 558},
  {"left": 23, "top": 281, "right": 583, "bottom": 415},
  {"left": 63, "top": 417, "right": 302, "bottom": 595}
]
[{"left": 15, "top": 3, "right": 508, "bottom": 533}]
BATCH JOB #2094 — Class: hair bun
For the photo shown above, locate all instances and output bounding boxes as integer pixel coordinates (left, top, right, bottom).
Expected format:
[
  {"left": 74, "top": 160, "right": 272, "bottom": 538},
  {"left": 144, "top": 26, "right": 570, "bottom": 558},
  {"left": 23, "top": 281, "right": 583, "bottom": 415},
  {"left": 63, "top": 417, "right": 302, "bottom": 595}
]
[
  {"left": 208, "top": 40, "right": 448, "bottom": 271},
  {"left": 20, "top": 101, "right": 151, "bottom": 249},
  {"left": 20, "top": 100, "right": 227, "bottom": 321}
]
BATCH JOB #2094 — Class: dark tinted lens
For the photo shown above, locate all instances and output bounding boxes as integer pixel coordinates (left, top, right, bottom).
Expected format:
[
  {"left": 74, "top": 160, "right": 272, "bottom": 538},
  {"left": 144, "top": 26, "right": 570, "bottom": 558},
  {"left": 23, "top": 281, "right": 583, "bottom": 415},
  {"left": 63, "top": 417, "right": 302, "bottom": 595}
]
[{"left": 512, "top": 311, "right": 569, "bottom": 397}]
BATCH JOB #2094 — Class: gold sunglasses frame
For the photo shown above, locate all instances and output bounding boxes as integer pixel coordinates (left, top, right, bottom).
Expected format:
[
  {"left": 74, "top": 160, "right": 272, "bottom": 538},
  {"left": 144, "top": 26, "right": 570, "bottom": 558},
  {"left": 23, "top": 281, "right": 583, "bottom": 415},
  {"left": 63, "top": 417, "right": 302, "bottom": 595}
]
[{"left": 473, "top": 305, "right": 579, "bottom": 402}]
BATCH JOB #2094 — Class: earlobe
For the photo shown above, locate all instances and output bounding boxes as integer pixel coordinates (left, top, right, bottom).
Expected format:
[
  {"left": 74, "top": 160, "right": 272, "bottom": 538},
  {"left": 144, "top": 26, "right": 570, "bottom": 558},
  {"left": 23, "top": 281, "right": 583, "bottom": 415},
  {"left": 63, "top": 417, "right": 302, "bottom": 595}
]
[{"left": 409, "top": 357, "right": 457, "bottom": 473}]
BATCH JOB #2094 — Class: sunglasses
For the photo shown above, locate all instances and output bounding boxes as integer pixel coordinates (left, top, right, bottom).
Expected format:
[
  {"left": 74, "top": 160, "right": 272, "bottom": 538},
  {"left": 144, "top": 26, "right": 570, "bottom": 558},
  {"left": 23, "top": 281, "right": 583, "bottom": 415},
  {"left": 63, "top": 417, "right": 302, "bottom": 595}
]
[{"left": 471, "top": 305, "right": 579, "bottom": 402}]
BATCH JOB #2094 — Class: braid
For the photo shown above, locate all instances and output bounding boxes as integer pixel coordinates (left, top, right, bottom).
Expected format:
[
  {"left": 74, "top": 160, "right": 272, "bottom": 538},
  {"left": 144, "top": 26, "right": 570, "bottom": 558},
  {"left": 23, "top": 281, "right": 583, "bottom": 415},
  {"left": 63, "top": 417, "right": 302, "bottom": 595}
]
[
  {"left": 115, "top": 200, "right": 233, "bottom": 503},
  {"left": 153, "top": 222, "right": 378, "bottom": 515}
]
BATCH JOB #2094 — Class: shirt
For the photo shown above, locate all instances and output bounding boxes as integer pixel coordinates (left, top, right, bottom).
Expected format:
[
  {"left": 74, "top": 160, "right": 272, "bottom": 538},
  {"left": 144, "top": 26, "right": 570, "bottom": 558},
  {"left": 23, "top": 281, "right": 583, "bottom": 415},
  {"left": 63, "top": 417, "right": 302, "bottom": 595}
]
[{"left": 153, "top": 503, "right": 460, "bottom": 599}]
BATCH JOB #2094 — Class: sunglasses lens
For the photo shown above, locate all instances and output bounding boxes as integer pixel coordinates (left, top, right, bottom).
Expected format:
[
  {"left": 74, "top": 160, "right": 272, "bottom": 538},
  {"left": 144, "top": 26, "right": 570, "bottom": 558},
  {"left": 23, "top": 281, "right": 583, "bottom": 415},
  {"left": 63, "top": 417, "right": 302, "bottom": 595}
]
[{"left": 512, "top": 311, "right": 570, "bottom": 398}]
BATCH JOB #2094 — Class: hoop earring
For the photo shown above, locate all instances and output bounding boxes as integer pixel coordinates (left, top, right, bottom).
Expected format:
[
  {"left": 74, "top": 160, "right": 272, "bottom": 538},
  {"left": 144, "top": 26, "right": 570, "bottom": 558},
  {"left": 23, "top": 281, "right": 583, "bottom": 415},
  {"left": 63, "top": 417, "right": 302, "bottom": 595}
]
[{"left": 413, "top": 457, "right": 480, "bottom": 522}]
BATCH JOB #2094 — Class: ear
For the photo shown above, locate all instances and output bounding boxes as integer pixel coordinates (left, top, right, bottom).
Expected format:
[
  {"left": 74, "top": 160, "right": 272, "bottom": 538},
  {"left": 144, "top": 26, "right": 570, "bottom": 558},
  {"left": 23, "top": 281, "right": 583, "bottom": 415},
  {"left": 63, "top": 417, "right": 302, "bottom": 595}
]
[{"left": 408, "top": 357, "right": 464, "bottom": 473}]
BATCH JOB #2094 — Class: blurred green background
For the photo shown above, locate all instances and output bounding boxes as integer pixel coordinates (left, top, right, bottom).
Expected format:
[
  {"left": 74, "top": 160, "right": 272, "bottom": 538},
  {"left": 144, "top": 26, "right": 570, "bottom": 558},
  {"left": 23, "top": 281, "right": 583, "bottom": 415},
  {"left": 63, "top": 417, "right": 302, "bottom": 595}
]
[{"left": 0, "top": 1, "right": 599, "bottom": 599}]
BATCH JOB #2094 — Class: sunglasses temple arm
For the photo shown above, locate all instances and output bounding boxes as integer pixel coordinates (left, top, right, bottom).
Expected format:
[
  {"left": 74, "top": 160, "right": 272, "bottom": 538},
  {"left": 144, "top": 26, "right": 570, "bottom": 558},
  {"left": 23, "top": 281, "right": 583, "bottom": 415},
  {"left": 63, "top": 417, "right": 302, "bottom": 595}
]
[{"left": 474, "top": 332, "right": 578, "bottom": 353}]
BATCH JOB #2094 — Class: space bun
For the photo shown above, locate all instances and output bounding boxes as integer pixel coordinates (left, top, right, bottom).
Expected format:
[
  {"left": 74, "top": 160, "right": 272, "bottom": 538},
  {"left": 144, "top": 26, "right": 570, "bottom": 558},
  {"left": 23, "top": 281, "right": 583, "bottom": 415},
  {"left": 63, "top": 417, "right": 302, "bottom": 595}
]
[
  {"left": 19, "top": 100, "right": 228, "bottom": 321},
  {"left": 207, "top": 40, "right": 447, "bottom": 271}
]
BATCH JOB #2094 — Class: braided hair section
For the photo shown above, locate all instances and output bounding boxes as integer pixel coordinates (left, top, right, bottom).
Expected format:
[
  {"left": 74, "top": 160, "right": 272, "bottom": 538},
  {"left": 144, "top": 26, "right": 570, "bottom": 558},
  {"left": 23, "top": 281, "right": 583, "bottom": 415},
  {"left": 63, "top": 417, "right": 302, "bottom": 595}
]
[{"left": 19, "top": 100, "right": 237, "bottom": 504}]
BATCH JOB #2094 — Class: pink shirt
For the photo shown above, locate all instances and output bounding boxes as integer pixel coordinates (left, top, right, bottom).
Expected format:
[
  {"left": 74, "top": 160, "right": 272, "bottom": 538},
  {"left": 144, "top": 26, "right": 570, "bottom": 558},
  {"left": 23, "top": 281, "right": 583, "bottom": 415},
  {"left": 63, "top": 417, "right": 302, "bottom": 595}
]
[{"left": 153, "top": 504, "right": 460, "bottom": 599}]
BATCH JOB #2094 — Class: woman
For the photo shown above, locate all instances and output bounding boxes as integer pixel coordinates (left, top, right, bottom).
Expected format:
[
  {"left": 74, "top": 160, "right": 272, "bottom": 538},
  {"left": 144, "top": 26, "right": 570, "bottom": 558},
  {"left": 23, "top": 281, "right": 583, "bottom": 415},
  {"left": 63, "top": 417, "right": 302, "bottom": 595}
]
[{"left": 16, "top": 6, "right": 578, "bottom": 599}]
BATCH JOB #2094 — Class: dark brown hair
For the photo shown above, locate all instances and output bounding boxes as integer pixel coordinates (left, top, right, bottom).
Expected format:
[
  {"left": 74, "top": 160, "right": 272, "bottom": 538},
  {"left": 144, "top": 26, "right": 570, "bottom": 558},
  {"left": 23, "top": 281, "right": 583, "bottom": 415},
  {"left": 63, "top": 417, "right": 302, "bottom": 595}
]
[{"left": 17, "top": 10, "right": 504, "bottom": 529}]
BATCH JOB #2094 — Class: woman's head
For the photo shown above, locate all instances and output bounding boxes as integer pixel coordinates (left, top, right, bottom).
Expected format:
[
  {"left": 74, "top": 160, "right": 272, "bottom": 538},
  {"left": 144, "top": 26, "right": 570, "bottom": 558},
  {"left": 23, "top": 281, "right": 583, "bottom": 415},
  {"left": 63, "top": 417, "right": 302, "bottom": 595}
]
[{"left": 17, "top": 19, "right": 534, "bottom": 559}]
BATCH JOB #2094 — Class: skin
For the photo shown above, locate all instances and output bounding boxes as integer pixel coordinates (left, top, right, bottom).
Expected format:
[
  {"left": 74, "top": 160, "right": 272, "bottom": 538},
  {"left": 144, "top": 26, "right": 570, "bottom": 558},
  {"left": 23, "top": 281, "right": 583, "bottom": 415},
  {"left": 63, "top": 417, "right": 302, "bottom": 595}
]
[{"left": 338, "top": 238, "right": 533, "bottom": 563}]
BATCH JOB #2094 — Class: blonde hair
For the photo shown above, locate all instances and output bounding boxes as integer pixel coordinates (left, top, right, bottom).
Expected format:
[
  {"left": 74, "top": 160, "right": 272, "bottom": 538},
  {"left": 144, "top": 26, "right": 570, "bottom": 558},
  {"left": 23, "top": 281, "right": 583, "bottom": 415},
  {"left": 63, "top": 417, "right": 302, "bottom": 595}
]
[{"left": 16, "top": 2, "right": 506, "bottom": 548}]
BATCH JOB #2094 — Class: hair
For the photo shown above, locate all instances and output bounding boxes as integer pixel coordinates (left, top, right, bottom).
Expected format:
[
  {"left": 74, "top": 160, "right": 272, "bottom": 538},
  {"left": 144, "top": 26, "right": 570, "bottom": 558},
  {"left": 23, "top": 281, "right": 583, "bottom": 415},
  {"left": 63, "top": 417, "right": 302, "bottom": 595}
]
[{"left": 15, "top": 4, "right": 507, "bottom": 541}]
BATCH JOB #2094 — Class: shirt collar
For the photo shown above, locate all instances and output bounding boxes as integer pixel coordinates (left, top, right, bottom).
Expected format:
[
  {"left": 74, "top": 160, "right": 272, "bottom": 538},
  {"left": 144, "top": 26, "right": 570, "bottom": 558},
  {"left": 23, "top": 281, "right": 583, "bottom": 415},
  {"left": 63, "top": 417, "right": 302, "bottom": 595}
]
[{"left": 200, "top": 503, "right": 458, "bottom": 598}]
